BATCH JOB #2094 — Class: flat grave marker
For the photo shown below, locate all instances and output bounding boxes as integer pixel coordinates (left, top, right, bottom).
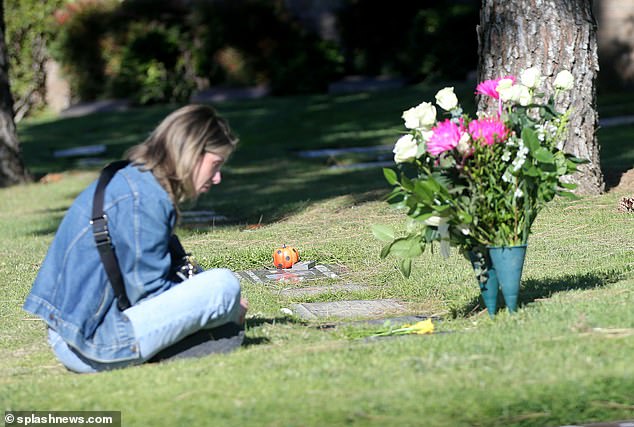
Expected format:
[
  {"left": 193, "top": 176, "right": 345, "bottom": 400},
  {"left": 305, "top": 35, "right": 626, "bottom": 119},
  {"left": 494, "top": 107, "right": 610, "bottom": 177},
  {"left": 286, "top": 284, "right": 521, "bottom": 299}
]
[
  {"left": 291, "top": 299, "right": 407, "bottom": 320},
  {"left": 235, "top": 264, "right": 345, "bottom": 285},
  {"left": 181, "top": 210, "right": 229, "bottom": 224},
  {"left": 53, "top": 144, "right": 106, "bottom": 158}
]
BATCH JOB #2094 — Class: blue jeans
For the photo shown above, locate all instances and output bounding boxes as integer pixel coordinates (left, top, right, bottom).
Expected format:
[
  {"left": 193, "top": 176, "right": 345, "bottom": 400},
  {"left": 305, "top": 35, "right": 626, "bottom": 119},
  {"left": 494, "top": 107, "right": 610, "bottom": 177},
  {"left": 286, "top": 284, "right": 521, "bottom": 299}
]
[{"left": 48, "top": 268, "right": 242, "bottom": 373}]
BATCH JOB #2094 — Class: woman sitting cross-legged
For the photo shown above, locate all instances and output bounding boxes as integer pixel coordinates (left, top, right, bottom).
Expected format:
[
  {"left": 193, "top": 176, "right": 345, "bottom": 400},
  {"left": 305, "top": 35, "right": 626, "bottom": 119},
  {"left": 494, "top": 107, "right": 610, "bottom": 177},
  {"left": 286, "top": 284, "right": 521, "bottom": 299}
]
[{"left": 24, "top": 104, "right": 248, "bottom": 373}]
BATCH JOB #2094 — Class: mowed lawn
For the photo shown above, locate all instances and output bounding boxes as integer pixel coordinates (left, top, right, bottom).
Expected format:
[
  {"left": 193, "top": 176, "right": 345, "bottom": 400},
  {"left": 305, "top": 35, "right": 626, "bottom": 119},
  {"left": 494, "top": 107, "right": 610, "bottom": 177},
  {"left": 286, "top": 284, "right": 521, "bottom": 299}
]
[{"left": 1, "top": 83, "right": 633, "bottom": 426}]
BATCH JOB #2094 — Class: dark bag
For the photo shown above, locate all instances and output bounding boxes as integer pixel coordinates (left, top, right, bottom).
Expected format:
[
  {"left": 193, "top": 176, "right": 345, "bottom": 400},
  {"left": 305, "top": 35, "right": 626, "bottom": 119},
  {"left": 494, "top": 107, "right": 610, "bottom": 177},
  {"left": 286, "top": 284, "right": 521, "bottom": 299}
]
[
  {"left": 91, "top": 161, "right": 201, "bottom": 311},
  {"left": 167, "top": 234, "right": 203, "bottom": 282}
]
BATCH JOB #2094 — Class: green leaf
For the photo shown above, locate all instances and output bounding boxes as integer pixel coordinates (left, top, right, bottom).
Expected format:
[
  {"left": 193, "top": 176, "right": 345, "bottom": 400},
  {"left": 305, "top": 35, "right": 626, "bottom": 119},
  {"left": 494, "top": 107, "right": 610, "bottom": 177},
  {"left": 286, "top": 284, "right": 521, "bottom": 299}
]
[
  {"left": 533, "top": 148, "right": 555, "bottom": 163},
  {"left": 521, "top": 127, "right": 540, "bottom": 152},
  {"left": 386, "top": 189, "right": 404, "bottom": 203},
  {"left": 566, "top": 155, "right": 589, "bottom": 164},
  {"left": 559, "top": 181, "right": 577, "bottom": 190},
  {"left": 399, "top": 258, "right": 412, "bottom": 278},
  {"left": 372, "top": 224, "right": 396, "bottom": 242},
  {"left": 458, "top": 211, "right": 473, "bottom": 223},
  {"left": 413, "top": 211, "right": 434, "bottom": 221},
  {"left": 380, "top": 242, "right": 393, "bottom": 259},
  {"left": 383, "top": 168, "right": 398, "bottom": 186},
  {"left": 389, "top": 237, "right": 423, "bottom": 259},
  {"left": 401, "top": 175, "right": 414, "bottom": 192},
  {"left": 413, "top": 180, "right": 435, "bottom": 202},
  {"left": 556, "top": 189, "right": 580, "bottom": 200}
]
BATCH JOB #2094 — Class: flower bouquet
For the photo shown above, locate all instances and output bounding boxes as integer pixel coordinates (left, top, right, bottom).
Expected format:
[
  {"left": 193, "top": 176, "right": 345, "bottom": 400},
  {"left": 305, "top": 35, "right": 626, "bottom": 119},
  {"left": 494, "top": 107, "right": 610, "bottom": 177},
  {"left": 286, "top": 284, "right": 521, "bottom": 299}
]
[{"left": 373, "top": 68, "right": 587, "bottom": 314}]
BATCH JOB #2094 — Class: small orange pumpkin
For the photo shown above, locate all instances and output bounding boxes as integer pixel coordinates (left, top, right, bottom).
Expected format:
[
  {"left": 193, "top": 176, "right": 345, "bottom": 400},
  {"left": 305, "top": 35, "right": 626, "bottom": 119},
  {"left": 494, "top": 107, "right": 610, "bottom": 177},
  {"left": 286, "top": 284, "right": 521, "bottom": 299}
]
[{"left": 273, "top": 244, "right": 300, "bottom": 269}]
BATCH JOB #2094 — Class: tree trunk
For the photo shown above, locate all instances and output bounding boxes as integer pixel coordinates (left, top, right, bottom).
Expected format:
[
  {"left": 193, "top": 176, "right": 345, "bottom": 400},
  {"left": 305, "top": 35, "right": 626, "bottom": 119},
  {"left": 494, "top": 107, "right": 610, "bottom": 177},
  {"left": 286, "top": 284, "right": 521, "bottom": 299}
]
[
  {"left": 0, "top": 2, "right": 29, "bottom": 187},
  {"left": 477, "top": 0, "right": 604, "bottom": 195}
]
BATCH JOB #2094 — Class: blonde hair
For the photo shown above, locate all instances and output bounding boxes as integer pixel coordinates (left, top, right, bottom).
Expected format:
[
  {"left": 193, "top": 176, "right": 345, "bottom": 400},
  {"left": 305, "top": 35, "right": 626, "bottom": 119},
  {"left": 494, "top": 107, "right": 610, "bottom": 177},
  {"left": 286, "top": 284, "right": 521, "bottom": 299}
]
[{"left": 125, "top": 104, "right": 238, "bottom": 203}]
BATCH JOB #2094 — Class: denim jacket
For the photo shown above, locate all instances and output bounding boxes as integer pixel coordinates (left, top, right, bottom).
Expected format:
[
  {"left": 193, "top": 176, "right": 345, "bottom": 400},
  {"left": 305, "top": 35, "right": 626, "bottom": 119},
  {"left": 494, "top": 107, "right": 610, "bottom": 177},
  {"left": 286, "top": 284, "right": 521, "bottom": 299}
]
[{"left": 23, "top": 164, "right": 178, "bottom": 363}]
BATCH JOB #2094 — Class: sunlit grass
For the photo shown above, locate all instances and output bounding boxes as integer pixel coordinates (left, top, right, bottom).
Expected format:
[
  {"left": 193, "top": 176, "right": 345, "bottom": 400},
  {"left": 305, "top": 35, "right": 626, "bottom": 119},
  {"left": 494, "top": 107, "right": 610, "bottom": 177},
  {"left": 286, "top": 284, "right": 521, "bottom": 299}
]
[{"left": 2, "top": 84, "right": 633, "bottom": 426}]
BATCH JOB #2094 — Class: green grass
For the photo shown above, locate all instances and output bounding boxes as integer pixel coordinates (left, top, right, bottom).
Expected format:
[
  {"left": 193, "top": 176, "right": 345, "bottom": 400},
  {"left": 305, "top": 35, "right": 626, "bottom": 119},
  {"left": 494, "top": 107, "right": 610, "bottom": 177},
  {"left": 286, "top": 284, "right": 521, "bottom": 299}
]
[{"left": 2, "top": 83, "right": 633, "bottom": 426}]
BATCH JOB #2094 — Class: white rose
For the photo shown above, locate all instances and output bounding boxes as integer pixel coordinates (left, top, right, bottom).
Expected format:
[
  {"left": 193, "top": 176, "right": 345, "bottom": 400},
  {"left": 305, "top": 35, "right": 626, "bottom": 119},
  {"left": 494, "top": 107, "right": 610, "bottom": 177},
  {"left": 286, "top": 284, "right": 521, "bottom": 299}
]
[
  {"left": 421, "top": 130, "right": 434, "bottom": 142},
  {"left": 495, "top": 78, "right": 515, "bottom": 99},
  {"left": 520, "top": 67, "right": 541, "bottom": 88},
  {"left": 517, "top": 85, "right": 532, "bottom": 106},
  {"left": 456, "top": 132, "right": 471, "bottom": 154},
  {"left": 402, "top": 102, "right": 437, "bottom": 129},
  {"left": 554, "top": 70, "right": 574, "bottom": 90},
  {"left": 497, "top": 83, "right": 520, "bottom": 102},
  {"left": 435, "top": 87, "right": 458, "bottom": 111},
  {"left": 393, "top": 134, "right": 418, "bottom": 163}
]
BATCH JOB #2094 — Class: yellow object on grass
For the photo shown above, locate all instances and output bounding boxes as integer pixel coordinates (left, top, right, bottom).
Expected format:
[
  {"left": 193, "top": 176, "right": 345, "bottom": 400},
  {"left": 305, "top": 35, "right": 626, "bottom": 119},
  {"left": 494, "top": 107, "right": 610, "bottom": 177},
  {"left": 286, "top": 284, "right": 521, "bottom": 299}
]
[
  {"left": 401, "top": 319, "right": 435, "bottom": 335},
  {"left": 369, "top": 318, "right": 435, "bottom": 337}
]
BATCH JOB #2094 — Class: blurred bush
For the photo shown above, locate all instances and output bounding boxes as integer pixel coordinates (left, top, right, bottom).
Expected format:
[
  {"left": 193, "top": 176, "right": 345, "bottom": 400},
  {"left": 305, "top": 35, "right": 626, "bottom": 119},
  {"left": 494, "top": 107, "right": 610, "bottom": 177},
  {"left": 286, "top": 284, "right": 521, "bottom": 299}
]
[
  {"left": 49, "top": 0, "right": 343, "bottom": 104},
  {"left": 190, "top": 0, "right": 343, "bottom": 95},
  {"left": 49, "top": 0, "right": 116, "bottom": 102},
  {"left": 50, "top": 0, "right": 192, "bottom": 104},
  {"left": 336, "top": 0, "right": 478, "bottom": 82},
  {"left": 5, "top": 0, "right": 66, "bottom": 121},
  {"left": 19, "top": 0, "right": 478, "bottom": 109}
]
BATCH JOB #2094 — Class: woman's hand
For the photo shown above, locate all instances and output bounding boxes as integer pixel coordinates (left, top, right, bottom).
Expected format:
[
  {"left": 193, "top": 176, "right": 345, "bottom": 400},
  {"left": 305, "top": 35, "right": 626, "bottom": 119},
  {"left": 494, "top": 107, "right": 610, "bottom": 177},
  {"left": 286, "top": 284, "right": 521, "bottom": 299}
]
[{"left": 238, "top": 298, "right": 248, "bottom": 325}]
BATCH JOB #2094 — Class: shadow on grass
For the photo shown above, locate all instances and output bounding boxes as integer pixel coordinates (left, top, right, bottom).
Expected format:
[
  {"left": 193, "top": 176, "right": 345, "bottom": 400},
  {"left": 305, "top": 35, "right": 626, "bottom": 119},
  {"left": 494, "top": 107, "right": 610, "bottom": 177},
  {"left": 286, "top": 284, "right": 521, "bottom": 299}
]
[
  {"left": 245, "top": 316, "right": 303, "bottom": 328},
  {"left": 191, "top": 161, "right": 389, "bottom": 224},
  {"left": 457, "top": 270, "right": 626, "bottom": 317},
  {"left": 30, "top": 218, "right": 66, "bottom": 237},
  {"left": 19, "top": 86, "right": 631, "bottom": 229},
  {"left": 18, "top": 93, "right": 405, "bottom": 225},
  {"left": 597, "top": 125, "right": 634, "bottom": 190},
  {"left": 25, "top": 205, "right": 77, "bottom": 237},
  {"left": 242, "top": 316, "right": 307, "bottom": 348},
  {"left": 242, "top": 336, "right": 271, "bottom": 347},
  {"left": 519, "top": 270, "right": 625, "bottom": 301}
]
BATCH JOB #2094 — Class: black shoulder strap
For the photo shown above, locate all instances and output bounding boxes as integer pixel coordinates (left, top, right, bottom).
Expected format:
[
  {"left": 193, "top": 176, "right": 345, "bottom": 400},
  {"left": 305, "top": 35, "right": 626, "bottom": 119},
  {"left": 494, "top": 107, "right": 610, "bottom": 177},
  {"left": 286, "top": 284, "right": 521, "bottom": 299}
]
[
  {"left": 91, "top": 160, "right": 131, "bottom": 311},
  {"left": 168, "top": 234, "right": 188, "bottom": 261}
]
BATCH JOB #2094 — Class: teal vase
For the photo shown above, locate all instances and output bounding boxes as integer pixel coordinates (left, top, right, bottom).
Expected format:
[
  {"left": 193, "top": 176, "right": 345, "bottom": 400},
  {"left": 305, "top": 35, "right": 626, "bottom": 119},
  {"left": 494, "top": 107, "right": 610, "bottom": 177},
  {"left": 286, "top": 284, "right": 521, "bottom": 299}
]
[
  {"left": 488, "top": 245, "right": 527, "bottom": 313},
  {"left": 467, "top": 250, "right": 499, "bottom": 317}
]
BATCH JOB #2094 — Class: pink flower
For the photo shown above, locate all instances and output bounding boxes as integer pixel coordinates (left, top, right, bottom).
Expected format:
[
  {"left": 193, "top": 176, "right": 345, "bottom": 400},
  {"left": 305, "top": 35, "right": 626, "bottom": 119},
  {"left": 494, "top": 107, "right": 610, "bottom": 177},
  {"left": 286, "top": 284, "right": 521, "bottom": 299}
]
[
  {"left": 427, "top": 119, "right": 465, "bottom": 156},
  {"left": 475, "top": 76, "right": 516, "bottom": 99},
  {"left": 468, "top": 117, "right": 510, "bottom": 146}
]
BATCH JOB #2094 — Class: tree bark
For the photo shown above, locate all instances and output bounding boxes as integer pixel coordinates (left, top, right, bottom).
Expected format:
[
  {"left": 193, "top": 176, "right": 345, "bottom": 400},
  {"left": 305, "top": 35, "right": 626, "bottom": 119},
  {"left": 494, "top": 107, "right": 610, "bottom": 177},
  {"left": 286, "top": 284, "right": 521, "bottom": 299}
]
[
  {"left": 0, "top": 1, "right": 29, "bottom": 187},
  {"left": 477, "top": 0, "right": 604, "bottom": 195}
]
